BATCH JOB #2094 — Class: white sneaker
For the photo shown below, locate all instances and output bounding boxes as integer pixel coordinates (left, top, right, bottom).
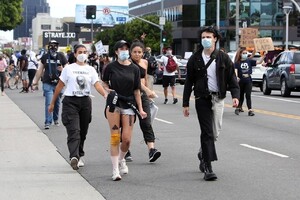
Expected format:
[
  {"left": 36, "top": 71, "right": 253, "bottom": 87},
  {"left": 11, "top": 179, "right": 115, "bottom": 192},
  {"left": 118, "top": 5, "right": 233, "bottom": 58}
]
[
  {"left": 78, "top": 157, "right": 85, "bottom": 167},
  {"left": 112, "top": 169, "right": 121, "bottom": 181},
  {"left": 70, "top": 157, "right": 79, "bottom": 170},
  {"left": 119, "top": 159, "right": 128, "bottom": 175},
  {"left": 54, "top": 120, "right": 60, "bottom": 126}
]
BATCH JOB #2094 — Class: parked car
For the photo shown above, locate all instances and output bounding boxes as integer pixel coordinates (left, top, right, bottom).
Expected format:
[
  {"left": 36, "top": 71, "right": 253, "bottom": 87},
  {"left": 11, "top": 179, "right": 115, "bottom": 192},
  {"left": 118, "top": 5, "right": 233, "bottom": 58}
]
[
  {"left": 262, "top": 51, "right": 300, "bottom": 97},
  {"left": 175, "top": 60, "right": 187, "bottom": 85},
  {"left": 251, "top": 54, "right": 267, "bottom": 91}
]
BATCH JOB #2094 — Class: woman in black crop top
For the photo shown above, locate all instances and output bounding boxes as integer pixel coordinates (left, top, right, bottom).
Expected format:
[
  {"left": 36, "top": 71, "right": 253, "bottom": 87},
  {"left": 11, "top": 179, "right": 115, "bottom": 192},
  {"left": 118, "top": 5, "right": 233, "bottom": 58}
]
[
  {"left": 102, "top": 40, "right": 147, "bottom": 181},
  {"left": 129, "top": 41, "right": 161, "bottom": 163}
]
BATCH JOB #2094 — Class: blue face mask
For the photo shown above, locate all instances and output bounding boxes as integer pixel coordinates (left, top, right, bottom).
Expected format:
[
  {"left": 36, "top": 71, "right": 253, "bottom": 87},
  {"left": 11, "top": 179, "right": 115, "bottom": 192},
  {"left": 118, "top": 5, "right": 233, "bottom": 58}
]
[
  {"left": 241, "top": 54, "right": 248, "bottom": 60},
  {"left": 202, "top": 38, "right": 213, "bottom": 49},
  {"left": 118, "top": 50, "right": 129, "bottom": 61}
]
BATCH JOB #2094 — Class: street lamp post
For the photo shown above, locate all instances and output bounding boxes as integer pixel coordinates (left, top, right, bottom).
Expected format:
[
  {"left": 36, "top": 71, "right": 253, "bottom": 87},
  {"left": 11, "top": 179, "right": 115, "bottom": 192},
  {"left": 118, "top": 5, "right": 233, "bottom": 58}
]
[{"left": 283, "top": 5, "right": 292, "bottom": 51}]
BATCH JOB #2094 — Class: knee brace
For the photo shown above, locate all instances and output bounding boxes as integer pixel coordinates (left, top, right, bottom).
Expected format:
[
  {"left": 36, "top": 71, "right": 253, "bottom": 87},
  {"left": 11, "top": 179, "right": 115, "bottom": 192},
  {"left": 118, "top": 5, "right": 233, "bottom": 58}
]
[{"left": 110, "top": 132, "right": 120, "bottom": 146}]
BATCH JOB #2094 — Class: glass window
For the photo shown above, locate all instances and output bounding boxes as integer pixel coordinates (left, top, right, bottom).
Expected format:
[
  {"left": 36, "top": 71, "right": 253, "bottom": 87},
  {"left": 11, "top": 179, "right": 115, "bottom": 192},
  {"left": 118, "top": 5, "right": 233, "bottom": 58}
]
[{"left": 183, "top": 5, "right": 199, "bottom": 27}]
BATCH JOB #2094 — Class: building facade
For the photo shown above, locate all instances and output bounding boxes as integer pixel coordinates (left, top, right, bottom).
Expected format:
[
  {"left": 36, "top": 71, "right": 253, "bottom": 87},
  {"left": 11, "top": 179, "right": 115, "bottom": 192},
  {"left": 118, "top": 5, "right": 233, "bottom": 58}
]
[
  {"left": 14, "top": 0, "right": 50, "bottom": 40},
  {"left": 129, "top": 0, "right": 299, "bottom": 56}
]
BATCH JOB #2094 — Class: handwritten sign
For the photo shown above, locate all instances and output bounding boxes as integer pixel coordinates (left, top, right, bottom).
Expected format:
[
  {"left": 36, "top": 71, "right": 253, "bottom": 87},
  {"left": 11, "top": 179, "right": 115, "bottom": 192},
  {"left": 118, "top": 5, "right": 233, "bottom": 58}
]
[
  {"left": 240, "top": 28, "right": 258, "bottom": 47},
  {"left": 253, "top": 37, "right": 274, "bottom": 51}
]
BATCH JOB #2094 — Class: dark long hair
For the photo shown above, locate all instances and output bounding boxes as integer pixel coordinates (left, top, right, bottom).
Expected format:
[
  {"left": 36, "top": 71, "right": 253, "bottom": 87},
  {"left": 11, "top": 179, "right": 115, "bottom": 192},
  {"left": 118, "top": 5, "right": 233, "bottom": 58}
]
[{"left": 234, "top": 47, "right": 247, "bottom": 63}]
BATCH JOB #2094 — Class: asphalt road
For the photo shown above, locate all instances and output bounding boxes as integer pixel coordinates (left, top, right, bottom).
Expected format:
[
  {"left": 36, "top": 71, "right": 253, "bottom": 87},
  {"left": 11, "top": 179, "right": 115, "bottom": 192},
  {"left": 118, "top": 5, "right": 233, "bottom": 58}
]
[{"left": 5, "top": 84, "right": 300, "bottom": 200}]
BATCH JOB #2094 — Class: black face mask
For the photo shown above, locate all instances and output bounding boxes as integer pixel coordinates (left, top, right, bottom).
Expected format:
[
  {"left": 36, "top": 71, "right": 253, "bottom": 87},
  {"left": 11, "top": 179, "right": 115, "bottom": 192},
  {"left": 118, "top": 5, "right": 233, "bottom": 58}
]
[{"left": 48, "top": 44, "right": 58, "bottom": 57}]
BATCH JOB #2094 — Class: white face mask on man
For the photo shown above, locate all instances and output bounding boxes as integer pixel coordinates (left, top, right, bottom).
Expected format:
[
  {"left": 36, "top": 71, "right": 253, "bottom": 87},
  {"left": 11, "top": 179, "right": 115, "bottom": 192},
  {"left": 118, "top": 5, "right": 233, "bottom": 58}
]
[{"left": 166, "top": 50, "right": 172, "bottom": 55}]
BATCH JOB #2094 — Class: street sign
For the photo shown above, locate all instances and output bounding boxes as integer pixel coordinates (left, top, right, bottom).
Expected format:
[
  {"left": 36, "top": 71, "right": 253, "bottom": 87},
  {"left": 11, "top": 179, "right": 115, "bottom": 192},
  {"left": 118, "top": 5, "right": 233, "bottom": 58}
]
[
  {"left": 103, "top": 7, "right": 110, "bottom": 15},
  {"left": 159, "top": 17, "right": 165, "bottom": 25}
]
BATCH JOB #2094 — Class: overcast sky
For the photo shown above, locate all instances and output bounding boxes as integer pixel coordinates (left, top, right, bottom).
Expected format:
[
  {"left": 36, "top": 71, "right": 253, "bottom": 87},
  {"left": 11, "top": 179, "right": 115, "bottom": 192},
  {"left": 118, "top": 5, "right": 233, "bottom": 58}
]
[{"left": 1, "top": 0, "right": 128, "bottom": 41}]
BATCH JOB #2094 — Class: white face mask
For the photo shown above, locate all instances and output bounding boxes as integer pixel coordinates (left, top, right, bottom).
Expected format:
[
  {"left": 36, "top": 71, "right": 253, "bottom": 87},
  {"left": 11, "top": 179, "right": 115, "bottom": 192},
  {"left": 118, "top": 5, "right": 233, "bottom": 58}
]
[
  {"left": 201, "top": 38, "right": 213, "bottom": 49},
  {"left": 118, "top": 50, "right": 129, "bottom": 61},
  {"left": 77, "top": 53, "right": 88, "bottom": 63},
  {"left": 241, "top": 54, "right": 248, "bottom": 60},
  {"left": 166, "top": 50, "right": 172, "bottom": 55}
]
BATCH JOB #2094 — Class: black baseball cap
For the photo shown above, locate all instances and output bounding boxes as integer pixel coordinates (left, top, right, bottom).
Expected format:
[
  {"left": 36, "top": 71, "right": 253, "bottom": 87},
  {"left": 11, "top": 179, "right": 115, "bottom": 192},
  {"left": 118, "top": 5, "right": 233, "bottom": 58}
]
[{"left": 114, "top": 40, "right": 130, "bottom": 51}]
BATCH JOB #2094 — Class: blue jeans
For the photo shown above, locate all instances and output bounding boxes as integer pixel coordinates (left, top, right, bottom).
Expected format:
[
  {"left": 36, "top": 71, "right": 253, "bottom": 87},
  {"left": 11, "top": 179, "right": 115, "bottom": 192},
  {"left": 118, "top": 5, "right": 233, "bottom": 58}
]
[{"left": 43, "top": 83, "right": 60, "bottom": 125}]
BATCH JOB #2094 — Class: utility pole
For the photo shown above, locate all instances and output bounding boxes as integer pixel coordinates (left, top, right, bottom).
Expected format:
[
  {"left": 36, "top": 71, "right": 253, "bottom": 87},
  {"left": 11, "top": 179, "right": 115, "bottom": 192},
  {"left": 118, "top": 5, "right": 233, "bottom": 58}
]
[
  {"left": 235, "top": 0, "right": 240, "bottom": 50},
  {"left": 216, "top": 0, "right": 220, "bottom": 49},
  {"left": 91, "top": 19, "right": 94, "bottom": 43},
  {"left": 160, "top": 0, "right": 165, "bottom": 54}
]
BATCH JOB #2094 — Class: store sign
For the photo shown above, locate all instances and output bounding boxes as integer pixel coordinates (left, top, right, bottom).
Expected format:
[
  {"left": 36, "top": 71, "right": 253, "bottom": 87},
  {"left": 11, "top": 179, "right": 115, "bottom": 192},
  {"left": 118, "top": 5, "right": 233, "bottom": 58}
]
[
  {"left": 44, "top": 32, "right": 76, "bottom": 39},
  {"left": 42, "top": 31, "right": 77, "bottom": 47}
]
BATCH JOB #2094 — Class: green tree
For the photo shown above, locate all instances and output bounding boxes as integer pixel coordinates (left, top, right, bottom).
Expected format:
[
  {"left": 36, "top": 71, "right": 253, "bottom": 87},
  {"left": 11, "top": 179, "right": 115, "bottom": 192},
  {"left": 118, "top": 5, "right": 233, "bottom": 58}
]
[
  {"left": 95, "top": 15, "right": 172, "bottom": 55},
  {"left": 0, "top": 0, "right": 23, "bottom": 31}
]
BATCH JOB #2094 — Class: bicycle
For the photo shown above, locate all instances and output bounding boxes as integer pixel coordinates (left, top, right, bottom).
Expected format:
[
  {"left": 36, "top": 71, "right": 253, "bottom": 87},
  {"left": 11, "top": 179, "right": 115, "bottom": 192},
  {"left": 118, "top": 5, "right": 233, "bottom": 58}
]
[{"left": 7, "top": 65, "right": 22, "bottom": 90}]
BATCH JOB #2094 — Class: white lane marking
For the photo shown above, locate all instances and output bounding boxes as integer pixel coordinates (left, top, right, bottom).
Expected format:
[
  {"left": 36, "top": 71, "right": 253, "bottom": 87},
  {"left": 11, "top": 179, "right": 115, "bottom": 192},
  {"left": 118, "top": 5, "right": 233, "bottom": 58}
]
[
  {"left": 240, "top": 144, "right": 289, "bottom": 158},
  {"left": 155, "top": 118, "right": 174, "bottom": 124},
  {"left": 89, "top": 95, "right": 95, "bottom": 98},
  {"left": 252, "top": 94, "right": 300, "bottom": 104}
]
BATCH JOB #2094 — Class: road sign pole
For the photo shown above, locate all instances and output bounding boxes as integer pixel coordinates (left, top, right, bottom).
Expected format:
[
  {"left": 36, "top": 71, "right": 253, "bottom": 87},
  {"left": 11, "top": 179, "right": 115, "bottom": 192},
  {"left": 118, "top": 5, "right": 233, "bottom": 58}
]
[{"left": 91, "top": 19, "right": 94, "bottom": 43}]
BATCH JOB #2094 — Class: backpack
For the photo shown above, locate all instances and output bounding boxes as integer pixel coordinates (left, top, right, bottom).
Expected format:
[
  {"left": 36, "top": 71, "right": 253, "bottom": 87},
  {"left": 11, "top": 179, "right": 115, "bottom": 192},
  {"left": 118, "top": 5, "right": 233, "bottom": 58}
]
[{"left": 165, "top": 56, "right": 177, "bottom": 73}]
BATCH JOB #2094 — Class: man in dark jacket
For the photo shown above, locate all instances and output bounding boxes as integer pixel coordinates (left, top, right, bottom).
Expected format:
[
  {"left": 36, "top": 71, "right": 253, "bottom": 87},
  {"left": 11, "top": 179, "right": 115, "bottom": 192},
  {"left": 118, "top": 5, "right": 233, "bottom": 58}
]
[{"left": 182, "top": 26, "right": 239, "bottom": 181}]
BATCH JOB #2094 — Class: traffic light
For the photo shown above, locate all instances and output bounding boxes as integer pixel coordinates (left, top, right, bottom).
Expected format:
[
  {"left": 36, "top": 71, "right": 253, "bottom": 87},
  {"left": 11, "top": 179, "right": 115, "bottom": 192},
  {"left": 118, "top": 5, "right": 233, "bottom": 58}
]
[
  {"left": 162, "top": 31, "right": 167, "bottom": 43},
  {"left": 278, "top": 0, "right": 283, "bottom": 10},
  {"left": 86, "top": 5, "right": 96, "bottom": 19},
  {"left": 297, "top": 16, "right": 300, "bottom": 37}
]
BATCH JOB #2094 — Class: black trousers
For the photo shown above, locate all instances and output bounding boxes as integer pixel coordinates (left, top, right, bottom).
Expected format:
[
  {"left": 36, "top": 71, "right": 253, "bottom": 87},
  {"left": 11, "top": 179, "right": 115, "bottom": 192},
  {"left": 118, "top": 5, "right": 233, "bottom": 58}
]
[
  {"left": 195, "top": 97, "right": 218, "bottom": 162},
  {"left": 238, "top": 81, "right": 253, "bottom": 109},
  {"left": 62, "top": 96, "right": 92, "bottom": 159},
  {"left": 139, "top": 92, "right": 155, "bottom": 143}
]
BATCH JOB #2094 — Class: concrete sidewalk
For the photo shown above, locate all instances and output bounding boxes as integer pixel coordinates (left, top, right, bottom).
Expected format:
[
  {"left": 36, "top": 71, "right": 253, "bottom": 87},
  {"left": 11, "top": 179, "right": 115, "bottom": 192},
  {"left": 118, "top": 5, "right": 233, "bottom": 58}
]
[{"left": 0, "top": 94, "right": 105, "bottom": 200}]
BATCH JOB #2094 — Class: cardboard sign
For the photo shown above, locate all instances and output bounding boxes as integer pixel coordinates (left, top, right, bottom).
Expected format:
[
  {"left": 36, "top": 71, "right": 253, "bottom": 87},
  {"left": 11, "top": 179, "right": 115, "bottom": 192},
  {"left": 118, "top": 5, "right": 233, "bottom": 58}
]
[
  {"left": 240, "top": 28, "right": 258, "bottom": 47},
  {"left": 253, "top": 37, "right": 275, "bottom": 51}
]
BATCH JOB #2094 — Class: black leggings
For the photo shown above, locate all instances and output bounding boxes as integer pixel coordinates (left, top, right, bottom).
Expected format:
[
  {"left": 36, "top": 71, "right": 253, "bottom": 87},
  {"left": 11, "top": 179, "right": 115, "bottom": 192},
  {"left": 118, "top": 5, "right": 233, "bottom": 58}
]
[
  {"left": 0, "top": 72, "right": 5, "bottom": 92},
  {"left": 238, "top": 81, "right": 253, "bottom": 110},
  {"left": 28, "top": 69, "right": 36, "bottom": 88},
  {"left": 139, "top": 92, "right": 155, "bottom": 143}
]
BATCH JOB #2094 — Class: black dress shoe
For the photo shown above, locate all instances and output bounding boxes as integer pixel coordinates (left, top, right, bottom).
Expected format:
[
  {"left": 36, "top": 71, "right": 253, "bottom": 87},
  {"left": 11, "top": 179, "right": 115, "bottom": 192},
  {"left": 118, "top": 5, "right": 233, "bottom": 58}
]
[{"left": 203, "top": 162, "right": 217, "bottom": 181}]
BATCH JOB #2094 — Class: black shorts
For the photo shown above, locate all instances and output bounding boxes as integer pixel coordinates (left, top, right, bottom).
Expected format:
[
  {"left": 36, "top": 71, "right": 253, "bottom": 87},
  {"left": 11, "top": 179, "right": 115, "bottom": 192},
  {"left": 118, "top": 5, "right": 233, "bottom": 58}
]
[{"left": 162, "top": 75, "right": 176, "bottom": 87}]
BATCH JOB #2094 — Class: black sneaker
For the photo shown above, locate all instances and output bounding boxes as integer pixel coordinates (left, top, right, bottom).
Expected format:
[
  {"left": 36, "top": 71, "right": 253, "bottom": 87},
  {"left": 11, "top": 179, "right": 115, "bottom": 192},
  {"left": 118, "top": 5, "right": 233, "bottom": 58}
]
[
  {"left": 125, "top": 150, "right": 133, "bottom": 162},
  {"left": 234, "top": 108, "right": 240, "bottom": 115},
  {"left": 149, "top": 148, "right": 161, "bottom": 162},
  {"left": 173, "top": 98, "right": 178, "bottom": 104},
  {"left": 197, "top": 151, "right": 205, "bottom": 173},
  {"left": 203, "top": 162, "right": 217, "bottom": 181},
  {"left": 248, "top": 110, "right": 255, "bottom": 116},
  {"left": 164, "top": 99, "right": 168, "bottom": 104}
]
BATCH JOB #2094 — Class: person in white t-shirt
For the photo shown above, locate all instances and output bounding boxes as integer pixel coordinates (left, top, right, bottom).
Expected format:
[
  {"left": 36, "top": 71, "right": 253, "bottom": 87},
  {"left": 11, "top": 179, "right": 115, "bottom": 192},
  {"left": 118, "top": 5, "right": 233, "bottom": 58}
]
[
  {"left": 161, "top": 47, "right": 181, "bottom": 104},
  {"left": 48, "top": 44, "right": 107, "bottom": 170}
]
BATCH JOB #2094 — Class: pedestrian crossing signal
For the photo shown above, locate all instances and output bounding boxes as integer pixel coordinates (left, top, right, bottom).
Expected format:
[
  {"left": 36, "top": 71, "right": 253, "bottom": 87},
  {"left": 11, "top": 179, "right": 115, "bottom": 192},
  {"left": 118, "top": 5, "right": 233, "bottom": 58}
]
[{"left": 86, "top": 5, "right": 96, "bottom": 20}]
